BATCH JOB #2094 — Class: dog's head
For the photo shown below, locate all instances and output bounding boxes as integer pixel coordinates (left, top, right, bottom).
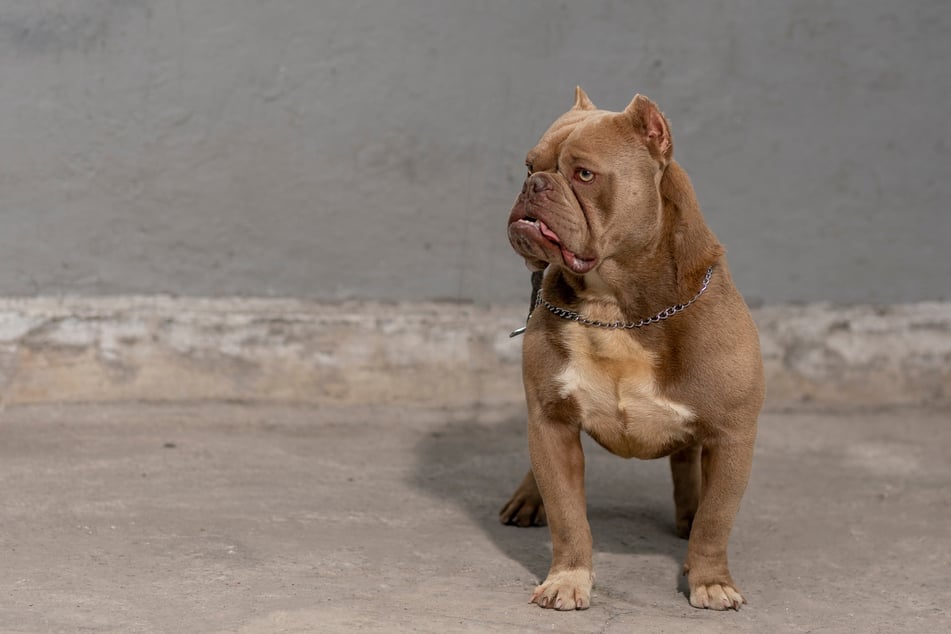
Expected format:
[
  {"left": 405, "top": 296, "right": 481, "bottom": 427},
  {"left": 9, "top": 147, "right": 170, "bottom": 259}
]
[{"left": 507, "top": 88, "right": 680, "bottom": 277}]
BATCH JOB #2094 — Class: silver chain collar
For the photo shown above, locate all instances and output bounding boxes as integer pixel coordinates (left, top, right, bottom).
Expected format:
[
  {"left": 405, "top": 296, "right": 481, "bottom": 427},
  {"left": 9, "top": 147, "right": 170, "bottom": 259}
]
[{"left": 510, "top": 266, "right": 714, "bottom": 337}]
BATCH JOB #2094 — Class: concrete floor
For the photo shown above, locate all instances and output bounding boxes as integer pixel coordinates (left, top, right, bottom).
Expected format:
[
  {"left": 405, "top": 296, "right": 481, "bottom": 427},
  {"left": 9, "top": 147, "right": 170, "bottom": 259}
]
[{"left": 1, "top": 402, "right": 949, "bottom": 633}]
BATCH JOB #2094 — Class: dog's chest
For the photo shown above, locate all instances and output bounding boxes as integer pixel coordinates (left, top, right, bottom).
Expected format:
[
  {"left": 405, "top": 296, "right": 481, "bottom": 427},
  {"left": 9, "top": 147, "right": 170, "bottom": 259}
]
[{"left": 554, "top": 309, "right": 695, "bottom": 458}]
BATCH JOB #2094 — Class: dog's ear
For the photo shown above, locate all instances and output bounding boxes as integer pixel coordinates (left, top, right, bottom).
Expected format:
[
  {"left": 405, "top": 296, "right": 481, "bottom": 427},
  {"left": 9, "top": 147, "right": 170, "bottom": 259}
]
[
  {"left": 572, "top": 86, "right": 597, "bottom": 111},
  {"left": 624, "top": 94, "right": 672, "bottom": 162}
]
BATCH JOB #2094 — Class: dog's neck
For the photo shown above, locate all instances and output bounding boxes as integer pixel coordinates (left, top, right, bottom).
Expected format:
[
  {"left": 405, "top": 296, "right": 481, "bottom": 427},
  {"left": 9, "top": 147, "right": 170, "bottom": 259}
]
[{"left": 555, "top": 246, "right": 681, "bottom": 322}]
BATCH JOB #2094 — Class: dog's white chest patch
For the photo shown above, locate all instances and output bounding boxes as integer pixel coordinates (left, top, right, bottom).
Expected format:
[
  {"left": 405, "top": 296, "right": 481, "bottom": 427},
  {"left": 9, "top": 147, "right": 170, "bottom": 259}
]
[{"left": 555, "top": 320, "right": 695, "bottom": 459}]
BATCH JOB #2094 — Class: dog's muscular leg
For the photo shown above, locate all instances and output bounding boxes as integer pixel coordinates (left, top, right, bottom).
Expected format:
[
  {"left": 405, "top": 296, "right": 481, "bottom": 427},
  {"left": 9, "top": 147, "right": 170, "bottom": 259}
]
[
  {"left": 499, "top": 469, "right": 547, "bottom": 527},
  {"left": 669, "top": 444, "right": 702, "bottom": 539},
  {"left": 527, "top": 418, "right": 593, "bottom": 610},
  {"left": 683, "top": 436, "right": 755, "bottom": 610}
]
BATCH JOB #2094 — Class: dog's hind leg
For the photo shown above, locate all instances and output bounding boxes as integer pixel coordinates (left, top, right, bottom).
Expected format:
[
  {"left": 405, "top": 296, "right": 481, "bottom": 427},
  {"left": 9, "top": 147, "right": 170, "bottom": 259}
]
[
  {"left": 669, "top": 443, "right": 702, "bottom": 539},
  {"left": 499, "top": 469, "right": 548, "bottom": 527}
]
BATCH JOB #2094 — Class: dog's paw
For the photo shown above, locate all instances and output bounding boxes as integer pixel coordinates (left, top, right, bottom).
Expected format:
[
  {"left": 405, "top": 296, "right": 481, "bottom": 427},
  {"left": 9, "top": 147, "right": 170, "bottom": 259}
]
[
  {"left": 499, "top": 488, "right": 547, "bottom": 527},
  {"left": 530, "top": 569, "right": 593, "bottom": 610},
  {"left": 689, "top": 583, "right": 745, "bottom": 611}
]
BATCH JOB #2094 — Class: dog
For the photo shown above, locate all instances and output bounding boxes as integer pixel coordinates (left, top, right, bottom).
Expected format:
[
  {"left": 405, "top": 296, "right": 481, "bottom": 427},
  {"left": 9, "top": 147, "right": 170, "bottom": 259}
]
[{"left": 501, "top": 87, "right": 765, "bottom": 611}]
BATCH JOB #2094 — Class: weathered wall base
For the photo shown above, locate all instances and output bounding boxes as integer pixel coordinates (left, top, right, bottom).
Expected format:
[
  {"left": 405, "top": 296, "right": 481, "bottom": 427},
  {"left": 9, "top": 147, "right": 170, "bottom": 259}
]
[{"left": 0, "top": 298, "right": 948, "bottom": 418}]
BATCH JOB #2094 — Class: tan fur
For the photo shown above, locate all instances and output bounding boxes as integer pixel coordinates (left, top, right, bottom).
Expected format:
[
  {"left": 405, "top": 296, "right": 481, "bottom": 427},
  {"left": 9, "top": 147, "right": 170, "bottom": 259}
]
[
  {"left": 500, "top": 88, "right": 765, "bottom": 612},
  {"left": 556, "top": 309, "right": 696, "bottom": 460}
]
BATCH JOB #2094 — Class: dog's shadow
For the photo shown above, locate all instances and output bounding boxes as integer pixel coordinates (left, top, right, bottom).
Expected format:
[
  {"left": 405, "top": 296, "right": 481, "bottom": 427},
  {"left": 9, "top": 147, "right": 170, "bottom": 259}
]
[{"left": 409, "top": 414, "right": 688, "bottom": 592}]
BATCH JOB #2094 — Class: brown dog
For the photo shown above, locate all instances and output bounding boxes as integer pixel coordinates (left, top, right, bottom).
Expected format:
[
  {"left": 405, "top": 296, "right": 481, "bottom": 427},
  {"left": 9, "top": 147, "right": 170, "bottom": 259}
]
[{"left": 500, "top": 88, "right": 765, "bottom": 611}]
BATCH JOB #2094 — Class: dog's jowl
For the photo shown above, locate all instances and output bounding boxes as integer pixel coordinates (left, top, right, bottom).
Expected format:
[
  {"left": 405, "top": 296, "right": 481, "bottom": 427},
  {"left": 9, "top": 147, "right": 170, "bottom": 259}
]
[{"left": 500, "top": 88, "right": 765, "bottom": 611}]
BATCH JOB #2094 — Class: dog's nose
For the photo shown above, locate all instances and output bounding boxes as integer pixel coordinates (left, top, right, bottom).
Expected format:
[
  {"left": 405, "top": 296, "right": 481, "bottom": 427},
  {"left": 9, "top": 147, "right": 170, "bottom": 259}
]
[{"left": 530, "top": 174, "right": 551, "bottom": 194}]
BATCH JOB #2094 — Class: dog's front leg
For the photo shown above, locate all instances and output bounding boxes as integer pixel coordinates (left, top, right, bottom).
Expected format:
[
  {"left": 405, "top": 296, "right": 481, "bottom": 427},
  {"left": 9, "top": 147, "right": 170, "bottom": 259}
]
[
  {"left": 683, "top": 436, "right": 755, "bottom": 610},
  {"left": 527, "top": 412, "right": 594, "bottom": 610}
]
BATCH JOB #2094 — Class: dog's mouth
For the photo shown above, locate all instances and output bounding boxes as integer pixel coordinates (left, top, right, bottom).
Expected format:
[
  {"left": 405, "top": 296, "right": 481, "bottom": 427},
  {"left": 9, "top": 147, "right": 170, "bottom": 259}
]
[{"left": 513, "top": 217, "right": 597, "bottom": 274}]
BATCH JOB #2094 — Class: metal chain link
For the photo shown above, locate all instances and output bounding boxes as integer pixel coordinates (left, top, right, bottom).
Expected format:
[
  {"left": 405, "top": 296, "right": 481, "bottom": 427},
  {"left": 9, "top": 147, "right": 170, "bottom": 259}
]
[{"left": 534, "top": 266, "right": 714, "bottom": 330}]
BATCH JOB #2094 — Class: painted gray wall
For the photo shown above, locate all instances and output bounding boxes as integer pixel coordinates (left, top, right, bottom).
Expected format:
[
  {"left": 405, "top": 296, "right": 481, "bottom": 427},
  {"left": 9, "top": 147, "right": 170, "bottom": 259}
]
[{"left": 1, "top": 1, "right": 948, "bottom": 304}]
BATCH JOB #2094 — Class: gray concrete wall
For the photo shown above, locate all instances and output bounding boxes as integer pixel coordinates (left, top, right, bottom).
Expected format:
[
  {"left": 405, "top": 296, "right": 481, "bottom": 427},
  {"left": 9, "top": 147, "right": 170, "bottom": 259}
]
[
  {"left": 2, "top": 297, "right": 948, "bottom": 410},
  {"left": 1, "top": 1, "right": 948, "bottom": 304}
]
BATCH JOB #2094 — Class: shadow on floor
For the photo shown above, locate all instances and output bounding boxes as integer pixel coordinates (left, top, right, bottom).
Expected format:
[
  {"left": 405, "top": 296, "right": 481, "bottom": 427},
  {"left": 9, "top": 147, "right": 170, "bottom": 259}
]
[{"left": 408, "top": 413, "right": 688, "bottom": 589}]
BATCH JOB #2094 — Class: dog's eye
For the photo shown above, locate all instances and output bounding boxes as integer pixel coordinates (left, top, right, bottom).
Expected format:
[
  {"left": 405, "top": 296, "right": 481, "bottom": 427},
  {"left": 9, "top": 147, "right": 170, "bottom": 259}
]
[{"left": 576, "top": 168, "right": 595, "bottom": 183}]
